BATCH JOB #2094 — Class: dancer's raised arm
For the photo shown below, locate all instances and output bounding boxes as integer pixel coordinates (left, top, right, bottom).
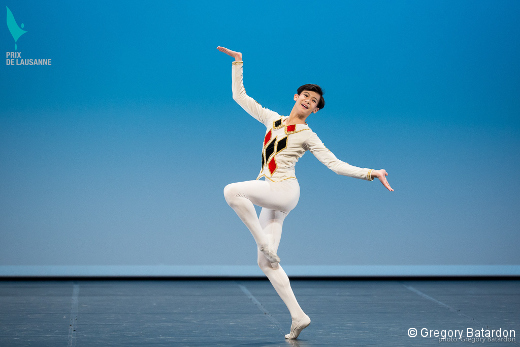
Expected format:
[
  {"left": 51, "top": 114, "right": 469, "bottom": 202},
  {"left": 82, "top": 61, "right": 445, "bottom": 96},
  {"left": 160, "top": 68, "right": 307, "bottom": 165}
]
[{"left": 217, "top": 46, "right": 279, "bottom": 127}]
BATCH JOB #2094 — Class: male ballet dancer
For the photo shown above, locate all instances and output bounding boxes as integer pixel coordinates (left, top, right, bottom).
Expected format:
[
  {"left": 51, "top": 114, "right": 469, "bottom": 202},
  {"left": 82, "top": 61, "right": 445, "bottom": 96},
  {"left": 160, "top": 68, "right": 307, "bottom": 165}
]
[{"left": 218, "top": 46, "right": 393, "bottom": 339}]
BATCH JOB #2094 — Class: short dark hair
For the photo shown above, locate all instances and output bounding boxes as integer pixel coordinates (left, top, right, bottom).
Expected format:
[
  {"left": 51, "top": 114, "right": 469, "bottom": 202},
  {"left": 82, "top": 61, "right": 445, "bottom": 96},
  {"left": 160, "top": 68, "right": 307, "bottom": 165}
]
[{"left": 297, "top": 84, "right": 325, "bottom": 110}]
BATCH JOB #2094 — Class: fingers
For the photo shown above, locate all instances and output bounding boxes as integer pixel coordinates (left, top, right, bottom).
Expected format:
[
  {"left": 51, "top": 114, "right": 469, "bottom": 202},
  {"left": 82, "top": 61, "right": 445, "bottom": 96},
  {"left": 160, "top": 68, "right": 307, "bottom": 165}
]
[
  {"left": 377, "top": 169, "right": 393, "bottom": 191},
  {"left": 217, "top": 46, "right": 242, "bottom": 60},
  {"left": 217, "top": 46, "right": 234, "bottom": 54},
  {"left": 217, "top": 46, "right": 229, "bottom": 54},
  {"left": 382, "top": 178, "right": 394, "bottom": 191}
]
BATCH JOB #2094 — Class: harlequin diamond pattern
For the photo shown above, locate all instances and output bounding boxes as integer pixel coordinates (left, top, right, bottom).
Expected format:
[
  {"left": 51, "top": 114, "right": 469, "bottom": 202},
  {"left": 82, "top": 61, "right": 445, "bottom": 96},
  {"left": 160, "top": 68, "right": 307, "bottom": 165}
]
[{"left": 261, "top": 132, "right": 288, "bottom": 175}]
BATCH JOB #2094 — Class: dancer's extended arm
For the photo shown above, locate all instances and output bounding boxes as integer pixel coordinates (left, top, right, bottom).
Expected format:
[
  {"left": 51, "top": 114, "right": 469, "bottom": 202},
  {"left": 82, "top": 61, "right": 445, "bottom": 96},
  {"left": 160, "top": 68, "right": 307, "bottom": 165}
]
[
  {"left": 217, "top": 46, "right": 279, "bottom": 126},
  {"left": 305, "top": 133, "right": 394, "bottom": 191}
]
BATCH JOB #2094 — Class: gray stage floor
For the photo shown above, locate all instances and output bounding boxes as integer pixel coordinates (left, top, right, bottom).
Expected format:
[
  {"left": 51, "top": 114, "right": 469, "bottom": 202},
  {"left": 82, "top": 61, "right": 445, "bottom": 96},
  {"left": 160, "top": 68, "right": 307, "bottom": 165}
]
[{"left": 0, "top": 279, "right": 518, "bottom": 346}]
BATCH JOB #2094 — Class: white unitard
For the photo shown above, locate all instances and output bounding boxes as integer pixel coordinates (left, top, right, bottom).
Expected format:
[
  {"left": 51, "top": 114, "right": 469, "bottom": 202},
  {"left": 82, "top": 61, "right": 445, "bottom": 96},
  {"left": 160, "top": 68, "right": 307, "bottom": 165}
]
[{"left": 224, "top": 61, "right": 374, "bottom": 332}]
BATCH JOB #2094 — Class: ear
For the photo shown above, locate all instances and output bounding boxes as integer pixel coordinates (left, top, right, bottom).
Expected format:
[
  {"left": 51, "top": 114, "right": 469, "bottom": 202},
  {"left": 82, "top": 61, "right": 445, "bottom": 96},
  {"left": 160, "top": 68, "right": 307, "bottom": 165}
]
[
  {"left": 312, "top": 108, "right": 320, "bottom": 114},
  {"left": 294, "top": 94, "right": 299, "bottom": 101}
]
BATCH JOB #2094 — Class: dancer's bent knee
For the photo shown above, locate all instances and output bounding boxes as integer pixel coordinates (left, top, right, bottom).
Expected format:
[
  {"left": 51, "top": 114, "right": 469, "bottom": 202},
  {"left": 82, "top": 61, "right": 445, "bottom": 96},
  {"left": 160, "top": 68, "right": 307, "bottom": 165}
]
[{"left": 223, "top": 183, "right": 244, "bottom": 208}]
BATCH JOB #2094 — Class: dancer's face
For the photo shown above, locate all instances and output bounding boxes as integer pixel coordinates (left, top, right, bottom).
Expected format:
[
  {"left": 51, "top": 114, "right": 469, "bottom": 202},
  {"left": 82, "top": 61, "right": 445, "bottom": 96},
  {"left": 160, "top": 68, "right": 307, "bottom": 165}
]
[{"left": 293, "top": 90, "right": 321, "bottom": 116}]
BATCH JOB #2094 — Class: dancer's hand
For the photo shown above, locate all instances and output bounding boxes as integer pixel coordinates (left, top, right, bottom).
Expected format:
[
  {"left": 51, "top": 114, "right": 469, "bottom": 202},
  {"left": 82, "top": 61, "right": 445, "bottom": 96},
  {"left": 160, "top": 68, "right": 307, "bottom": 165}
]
[
  {"left": 217, "top": 46, "right": 242, "bottom": 61},
  {"left": 372, "top": 169, "right": 394, "bottom": 191}
]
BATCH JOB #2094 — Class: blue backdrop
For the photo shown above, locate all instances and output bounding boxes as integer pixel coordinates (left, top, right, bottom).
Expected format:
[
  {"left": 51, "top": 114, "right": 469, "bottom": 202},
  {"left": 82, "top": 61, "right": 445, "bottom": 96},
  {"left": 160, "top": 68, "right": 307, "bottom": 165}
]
[{"left": 1, "top": 0, "right": 519, "bottom": 276}]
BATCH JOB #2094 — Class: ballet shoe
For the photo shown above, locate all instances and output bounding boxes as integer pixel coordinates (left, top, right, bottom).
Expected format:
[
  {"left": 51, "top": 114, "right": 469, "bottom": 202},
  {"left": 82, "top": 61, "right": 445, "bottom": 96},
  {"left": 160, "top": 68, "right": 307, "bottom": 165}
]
[
  {"left": 259, "top": 245, "right": 280, "bottom": 265},
  {"left": 284, "top": 314, "right": 311, "bottom": 339}
]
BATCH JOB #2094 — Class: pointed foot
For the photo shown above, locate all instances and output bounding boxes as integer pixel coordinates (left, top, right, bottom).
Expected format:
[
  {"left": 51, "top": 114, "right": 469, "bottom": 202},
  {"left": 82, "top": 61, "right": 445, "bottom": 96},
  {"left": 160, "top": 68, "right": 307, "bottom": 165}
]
[
  {"left": 285, "top": 315, "right": 311, "bottom": 339},
  {"left": 259, "top": 245, "right": 280, "bottom": 265}
]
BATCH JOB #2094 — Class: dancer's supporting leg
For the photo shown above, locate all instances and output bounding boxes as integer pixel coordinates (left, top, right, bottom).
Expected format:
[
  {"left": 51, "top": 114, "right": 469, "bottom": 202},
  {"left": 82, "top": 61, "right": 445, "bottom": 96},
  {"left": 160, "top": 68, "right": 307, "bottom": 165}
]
[
  {"left": 257, "top": 208, "right": 311, "bottom": 339},
  {"left": 224, "top": 179, "right": 309, "bottom": 338}
]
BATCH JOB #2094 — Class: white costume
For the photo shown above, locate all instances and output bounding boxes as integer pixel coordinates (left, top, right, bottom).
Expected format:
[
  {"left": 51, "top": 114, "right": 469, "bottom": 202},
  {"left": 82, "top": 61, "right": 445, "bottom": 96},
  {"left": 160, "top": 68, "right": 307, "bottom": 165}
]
[{"left": 224, "top": 61, "right": 374, "bottom": 339}]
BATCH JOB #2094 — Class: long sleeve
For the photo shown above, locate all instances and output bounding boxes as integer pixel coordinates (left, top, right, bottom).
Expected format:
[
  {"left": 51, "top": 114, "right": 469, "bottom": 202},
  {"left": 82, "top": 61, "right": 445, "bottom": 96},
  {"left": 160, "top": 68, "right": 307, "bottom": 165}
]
[
  {"left": 232, "top": 61, "right": 280, "bottom": 127},
  {"left": 304, "top": 132, "right": 374, "bottom": 181}
]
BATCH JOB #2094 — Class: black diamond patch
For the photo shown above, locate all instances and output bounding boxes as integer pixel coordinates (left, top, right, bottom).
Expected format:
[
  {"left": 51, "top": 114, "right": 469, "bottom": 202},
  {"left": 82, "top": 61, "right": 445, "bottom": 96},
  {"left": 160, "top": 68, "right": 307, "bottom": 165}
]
[{"left": 276, "top": 136, "right": 287, "bottom": 153}]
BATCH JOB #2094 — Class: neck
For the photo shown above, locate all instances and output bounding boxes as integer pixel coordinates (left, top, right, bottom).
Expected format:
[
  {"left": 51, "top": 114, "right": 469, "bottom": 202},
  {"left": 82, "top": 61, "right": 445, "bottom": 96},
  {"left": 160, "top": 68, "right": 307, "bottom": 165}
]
[{"left": 286, "top": 108, "right": 308, "bottom": 125}]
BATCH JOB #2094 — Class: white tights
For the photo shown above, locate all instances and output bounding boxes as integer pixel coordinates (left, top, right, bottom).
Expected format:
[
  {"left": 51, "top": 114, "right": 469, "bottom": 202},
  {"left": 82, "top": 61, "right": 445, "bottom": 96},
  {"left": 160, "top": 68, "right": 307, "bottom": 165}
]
[{"left": 224, "top": 179, "right": 306, "bottom": 321}]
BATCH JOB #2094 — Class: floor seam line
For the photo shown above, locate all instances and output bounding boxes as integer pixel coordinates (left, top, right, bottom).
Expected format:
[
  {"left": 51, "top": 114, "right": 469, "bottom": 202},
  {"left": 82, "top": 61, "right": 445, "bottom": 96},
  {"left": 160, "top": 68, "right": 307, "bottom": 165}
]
[
  {"left": 67, "top": 282, "right": 80, "bottom": 347},
  {"left": 237, "top": 282, "right": 285, "bottom": 336},
  {"left": 402, "top": 283, "right": 481, "bottom": 325}
]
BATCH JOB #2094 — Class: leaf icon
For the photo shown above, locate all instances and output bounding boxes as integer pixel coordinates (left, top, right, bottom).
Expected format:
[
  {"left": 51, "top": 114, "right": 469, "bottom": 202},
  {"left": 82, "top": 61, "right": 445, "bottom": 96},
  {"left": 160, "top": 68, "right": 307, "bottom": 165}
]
[{"left": 6, "top": 6, "right": 27, "bottom": 50}]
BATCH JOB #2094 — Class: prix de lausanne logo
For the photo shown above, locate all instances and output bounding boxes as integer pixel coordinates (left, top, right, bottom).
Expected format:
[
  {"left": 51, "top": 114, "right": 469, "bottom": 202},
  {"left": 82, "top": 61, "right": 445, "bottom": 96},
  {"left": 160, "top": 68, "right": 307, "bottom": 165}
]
[
  {"left": 5, "top": 6, "right": 51, "bottom": 66},
  {"left": 6, "top": 6, "right": 26, "bottom": 50}
]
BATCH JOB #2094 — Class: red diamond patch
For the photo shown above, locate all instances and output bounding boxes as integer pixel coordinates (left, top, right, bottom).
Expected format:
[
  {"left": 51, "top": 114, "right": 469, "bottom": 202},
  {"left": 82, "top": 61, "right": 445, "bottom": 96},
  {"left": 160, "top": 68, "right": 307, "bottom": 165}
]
[
  {"left": 268, "top": 158, "right": 277, "bottom": 174},
  {"left": 264, "top": 130, "right": 272, "bottom": 145}
]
